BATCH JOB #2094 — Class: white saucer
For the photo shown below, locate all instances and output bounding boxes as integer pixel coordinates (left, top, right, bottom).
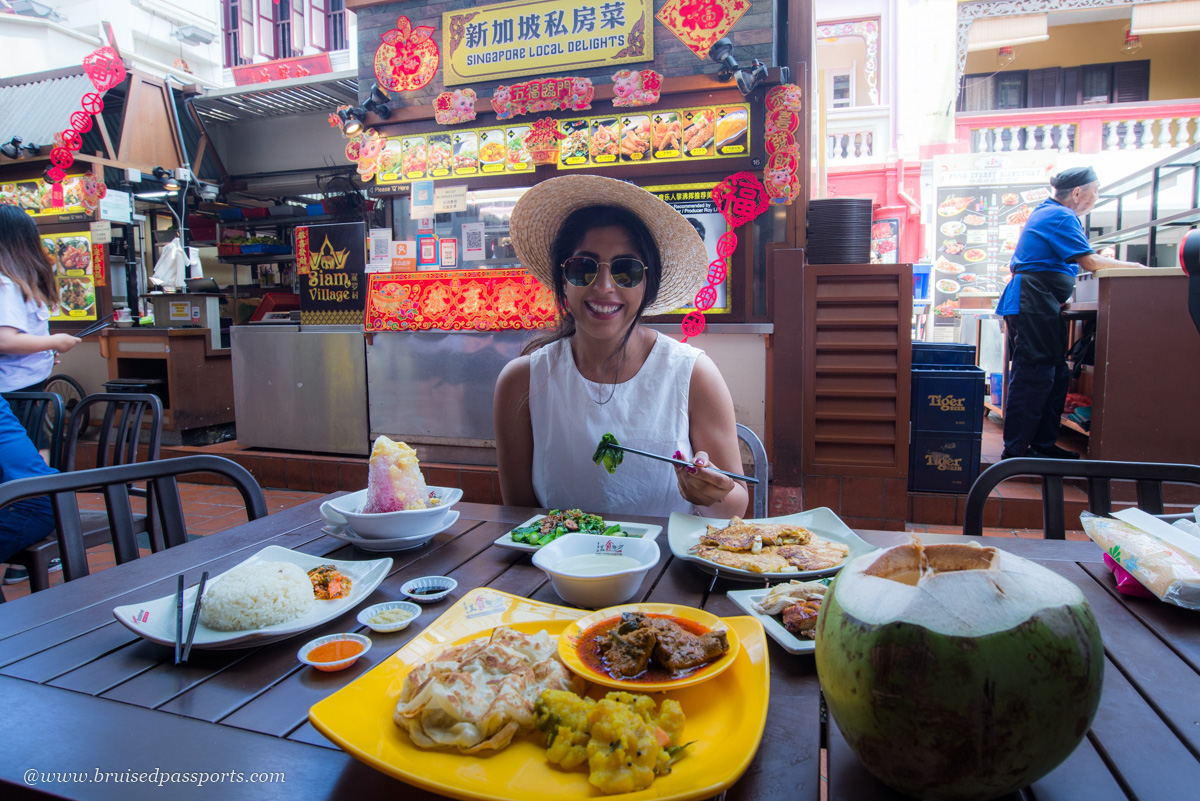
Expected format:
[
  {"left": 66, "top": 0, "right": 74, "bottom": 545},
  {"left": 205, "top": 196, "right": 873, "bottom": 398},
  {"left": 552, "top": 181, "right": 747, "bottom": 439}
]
[{"left": 323, "top": 510, "right": 460, "bottom": 552}]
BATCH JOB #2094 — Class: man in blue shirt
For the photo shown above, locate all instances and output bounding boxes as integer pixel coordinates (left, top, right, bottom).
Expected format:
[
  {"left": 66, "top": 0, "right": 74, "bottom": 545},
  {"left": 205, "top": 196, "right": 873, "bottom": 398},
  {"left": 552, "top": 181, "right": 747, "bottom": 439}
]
[{"left": 996, "top": 166, "right": 1143, "bottom": 459}]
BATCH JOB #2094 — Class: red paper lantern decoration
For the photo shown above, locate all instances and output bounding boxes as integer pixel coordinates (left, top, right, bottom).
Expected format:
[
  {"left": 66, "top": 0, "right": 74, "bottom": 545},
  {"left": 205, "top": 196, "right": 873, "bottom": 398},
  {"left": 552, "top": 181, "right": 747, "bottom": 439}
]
[
  {"left": 706, "top": 258, "right": 728, "bottom": 285},
  {"left": 716, "top": 231, "right": 737, "bottom": 259},
  {"left": 70, "top": 111, "right": 93, "bottom": 134},
  {"left": 81, "top": 93, "right": 105, "bottom": 115},
  {"left": 680, "top": 311, "right": 706, "bottom": 339},
  {"left": 49, "top": 146, "right": 74, "bottom": 170},
  {"left": 693, "top": 284, "right": 718, "bottom": 312},
  {"left": 374, "top": 16, "right": 439, "bottom": 93},
  {"left": 60, "top": 129, "right": 82, "bottom": 151},
  {"left": 82, "top": 46, "right": 126, "bottom": 92}
]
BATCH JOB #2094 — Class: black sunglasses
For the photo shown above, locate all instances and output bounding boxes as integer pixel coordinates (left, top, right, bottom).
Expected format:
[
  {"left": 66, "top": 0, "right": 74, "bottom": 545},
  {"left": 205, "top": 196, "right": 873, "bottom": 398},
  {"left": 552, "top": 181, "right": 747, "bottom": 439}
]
[{"left": 562, "top": 256, "right": 646, "bottom": 289}]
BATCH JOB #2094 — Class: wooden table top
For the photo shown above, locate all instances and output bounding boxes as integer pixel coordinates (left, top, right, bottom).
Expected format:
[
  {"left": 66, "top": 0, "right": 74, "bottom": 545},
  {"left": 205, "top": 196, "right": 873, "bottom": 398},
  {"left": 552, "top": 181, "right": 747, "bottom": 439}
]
[{"left": 1, "top": 499, "right": 1196, "bottom": 801}]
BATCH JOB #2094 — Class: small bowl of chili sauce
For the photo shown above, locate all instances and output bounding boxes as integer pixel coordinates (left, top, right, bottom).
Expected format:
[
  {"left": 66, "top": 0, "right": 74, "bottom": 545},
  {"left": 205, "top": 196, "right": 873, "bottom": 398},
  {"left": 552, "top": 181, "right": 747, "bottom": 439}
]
[
  {"left": 400, "top": 576, "right": 458, "bottom": 603},
  {"left": 298, "top": 632, "right": 372, "bottom": 672}
]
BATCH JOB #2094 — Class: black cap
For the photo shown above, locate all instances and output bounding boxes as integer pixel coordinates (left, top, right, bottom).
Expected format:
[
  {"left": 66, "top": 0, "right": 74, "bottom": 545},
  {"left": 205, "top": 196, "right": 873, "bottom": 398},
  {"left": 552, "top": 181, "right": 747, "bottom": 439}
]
[{"left": 1051, "top": 166, "right": 1099, "bottom": 190}]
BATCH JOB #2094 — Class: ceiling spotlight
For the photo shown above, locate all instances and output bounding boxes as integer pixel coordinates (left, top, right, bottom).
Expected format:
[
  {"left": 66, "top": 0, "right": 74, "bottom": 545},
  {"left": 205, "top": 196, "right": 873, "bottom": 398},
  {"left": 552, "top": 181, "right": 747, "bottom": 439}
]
[
  {"left": 735, "top": 59, "right": 768, "bottom": 97},
  {"left": 709, "top": 37, "right": 739, "bottom": 83},
  {"left": 363, "top": 83, "right": 392, "bottom": 121},
  {"left": 152, "top": 166, "right": 180, "bottom": 192},
  {"left": 339, "top": 107, "right": 366, "bottom": 136},
  {"left": 21, "top": 141, "right": 41, "bottom": 155},
  {"left": 1, "top": 137, "right": 22, "bottom": 159},
  {"left": 171, "top": 25, "right": 217, "bottom": 46}
]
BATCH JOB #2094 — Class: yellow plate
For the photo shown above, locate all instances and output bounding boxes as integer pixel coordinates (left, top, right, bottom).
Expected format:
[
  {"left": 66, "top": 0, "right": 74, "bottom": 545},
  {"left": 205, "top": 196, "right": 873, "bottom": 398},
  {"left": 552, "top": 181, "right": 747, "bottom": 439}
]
[
  {"left": 558, "top": 603, "right": 741, "bottom": 692},
  {"left": 309, "top": 589, "right": 769, "bottom": 801}
]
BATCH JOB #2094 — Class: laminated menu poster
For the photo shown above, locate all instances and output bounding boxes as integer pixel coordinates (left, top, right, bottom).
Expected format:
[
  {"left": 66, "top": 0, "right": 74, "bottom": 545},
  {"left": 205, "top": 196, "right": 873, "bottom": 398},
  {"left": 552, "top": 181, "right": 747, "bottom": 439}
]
[
  {"left": 871, "top": 218, "right": 899, "bottom": 264},
  {"left": 650, "top": 183, "right": 731, "bottom": 315},
  {"left": 44, "top": 231, "right": 98, "bottom": 321},
  {"left": 297, "top": 222, "right": 367, "bottom": 326},
  {"left": 930, "top": 183, "right": 1049, "bottom": 328}
]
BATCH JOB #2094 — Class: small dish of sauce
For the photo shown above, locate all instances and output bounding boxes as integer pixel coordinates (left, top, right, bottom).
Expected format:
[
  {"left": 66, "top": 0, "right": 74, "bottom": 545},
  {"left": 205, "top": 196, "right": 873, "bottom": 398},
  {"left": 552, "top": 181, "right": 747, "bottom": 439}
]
[
  {"left": 298, "top": 633, "right": 372, "bottom": 672},
  {"left": 357, "top": 601, "right": 422, "bottom": 633}
]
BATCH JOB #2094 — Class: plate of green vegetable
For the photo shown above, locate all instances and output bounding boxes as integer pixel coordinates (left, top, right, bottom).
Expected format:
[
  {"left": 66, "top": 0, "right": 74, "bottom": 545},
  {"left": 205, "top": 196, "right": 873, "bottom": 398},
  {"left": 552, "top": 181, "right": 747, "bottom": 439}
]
[{"left": 493, "top": 509, "right": 662, "bottom": 553}]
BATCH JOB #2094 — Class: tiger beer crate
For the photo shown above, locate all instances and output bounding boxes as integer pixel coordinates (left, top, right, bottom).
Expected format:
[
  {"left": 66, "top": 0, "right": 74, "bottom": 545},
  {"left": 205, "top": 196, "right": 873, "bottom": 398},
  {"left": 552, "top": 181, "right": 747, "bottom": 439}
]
[
  {"left": 911, "top": 364, "right": 986, "bottom": 435},
  {"left": 909, "top": 432, "right": 982, "bottom": 494}
]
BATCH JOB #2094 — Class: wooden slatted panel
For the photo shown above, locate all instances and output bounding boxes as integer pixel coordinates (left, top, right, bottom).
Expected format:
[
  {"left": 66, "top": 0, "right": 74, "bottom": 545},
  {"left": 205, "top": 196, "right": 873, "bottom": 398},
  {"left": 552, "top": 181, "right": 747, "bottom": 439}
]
[{"left": 803, "top": 264, "right": 912, "bottom": 477}]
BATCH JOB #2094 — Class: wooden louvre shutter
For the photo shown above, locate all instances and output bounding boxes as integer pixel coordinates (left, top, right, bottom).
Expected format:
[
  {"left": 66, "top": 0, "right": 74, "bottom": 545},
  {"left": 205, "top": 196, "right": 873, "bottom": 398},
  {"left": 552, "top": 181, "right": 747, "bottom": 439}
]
[
  {"left": 1062, "top": 67, "right": 1081, "bottom": 106},
  {"left": 291, "top": 1, "right": 304, "bottom": 54},
  {"left": 258, "top": 0, "right": 276, "bottom": 59},
  {"left": 1026, "top": 67, "right": 1061, "bottom": 108},
  {"left": 239, "top": 0, "right": 254, "bottom": 62},
  {"left": 310, "top": 0, "right": 326, "bottom": 50},
  {"left": 1114, "top": 60, "right": 1150, "bottom": 103}
]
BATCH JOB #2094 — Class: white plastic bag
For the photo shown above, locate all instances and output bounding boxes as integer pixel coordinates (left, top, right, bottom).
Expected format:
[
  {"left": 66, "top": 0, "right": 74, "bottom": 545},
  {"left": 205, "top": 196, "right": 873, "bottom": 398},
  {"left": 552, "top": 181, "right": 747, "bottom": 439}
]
[{"left": 151, "top": 237, "right": 189, "bottom": 288}]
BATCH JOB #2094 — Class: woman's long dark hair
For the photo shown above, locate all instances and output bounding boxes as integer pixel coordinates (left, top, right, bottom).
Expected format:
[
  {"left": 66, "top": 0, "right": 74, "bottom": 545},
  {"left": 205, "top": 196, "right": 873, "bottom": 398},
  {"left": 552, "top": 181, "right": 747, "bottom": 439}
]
[
  {"left": 0, "top": 205, "right": 58, "bottom": 307},
  {"left": 521, "top": 205, "right": 661, "bottom": 365}
]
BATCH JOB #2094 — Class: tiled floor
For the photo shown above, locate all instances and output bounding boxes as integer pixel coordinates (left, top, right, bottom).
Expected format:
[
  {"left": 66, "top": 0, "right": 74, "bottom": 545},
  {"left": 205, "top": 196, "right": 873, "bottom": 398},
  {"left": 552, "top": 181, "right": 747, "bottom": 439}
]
[{"left": 2, "top": 481, "right": 1086, "bottom": 604}]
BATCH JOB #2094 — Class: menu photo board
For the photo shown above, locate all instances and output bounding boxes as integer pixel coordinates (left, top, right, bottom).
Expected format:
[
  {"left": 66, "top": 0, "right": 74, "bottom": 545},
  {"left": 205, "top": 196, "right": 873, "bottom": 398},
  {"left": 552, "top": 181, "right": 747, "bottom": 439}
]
[
  {"left": 42, "top": 231, "right": 98, "bottom": 321},
  {"left": 930, "top": 184, "right": 1048, "bottom": 327},
  {"left": 296, "top": 222, "right": 367, "bottom": 326},
  {"left": 1, "top": 177, "right": 88, "bottom": 218},
  {"left": 377, "top": 103, "right": 750, "bottom": 186},
  {"left": 649, "top": 183, "right": 732, "bottom": 315}
]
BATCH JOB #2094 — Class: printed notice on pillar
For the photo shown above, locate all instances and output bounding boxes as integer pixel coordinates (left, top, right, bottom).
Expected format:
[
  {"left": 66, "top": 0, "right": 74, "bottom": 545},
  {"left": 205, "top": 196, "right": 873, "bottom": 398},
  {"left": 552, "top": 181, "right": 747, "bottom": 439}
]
[{"left": 300, "top": 222, "right": 367, "bottom": 326}]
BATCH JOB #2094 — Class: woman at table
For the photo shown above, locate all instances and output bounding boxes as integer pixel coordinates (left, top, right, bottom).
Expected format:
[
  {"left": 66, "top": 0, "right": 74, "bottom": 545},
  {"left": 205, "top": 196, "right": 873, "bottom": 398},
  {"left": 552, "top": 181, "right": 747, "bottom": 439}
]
[
  {"left": 493, "top": 175, "right": 748, "bottom": 519},
  {"left": 995, "top": 166, "right": 1142, "bottom": 460},
  {"left": 0, "top": 205, "right": 81, "bottom": 394}
]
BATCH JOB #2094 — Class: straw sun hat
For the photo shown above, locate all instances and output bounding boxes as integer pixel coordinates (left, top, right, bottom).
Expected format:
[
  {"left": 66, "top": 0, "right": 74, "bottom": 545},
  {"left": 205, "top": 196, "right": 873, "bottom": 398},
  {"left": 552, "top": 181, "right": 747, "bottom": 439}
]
[{"left": 509, "top": 174, "right": 708, "bottom": 315}]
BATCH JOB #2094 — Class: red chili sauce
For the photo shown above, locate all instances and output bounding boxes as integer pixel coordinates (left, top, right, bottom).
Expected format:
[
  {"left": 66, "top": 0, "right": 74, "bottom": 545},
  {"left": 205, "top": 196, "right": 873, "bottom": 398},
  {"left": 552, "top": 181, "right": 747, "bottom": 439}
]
[
  {"left": 308, "top": 639, "right": 363, "bottom": 664},
  {"left": 576, "top": 614, "right": 714, "bottom": 684}
]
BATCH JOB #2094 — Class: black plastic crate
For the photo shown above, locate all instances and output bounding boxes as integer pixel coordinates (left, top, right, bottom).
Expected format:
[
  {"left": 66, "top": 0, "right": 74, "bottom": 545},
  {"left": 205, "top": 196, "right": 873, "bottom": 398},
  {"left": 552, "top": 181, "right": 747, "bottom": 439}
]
[
  {"left": 911, "top": 364, "right": 986, "bottom": 434},
  {"left": 912, "top": 342, "right": 977, "bottom": 365},
  {"left": 909, "top": 433, "right": 982, "bottom": 493}
]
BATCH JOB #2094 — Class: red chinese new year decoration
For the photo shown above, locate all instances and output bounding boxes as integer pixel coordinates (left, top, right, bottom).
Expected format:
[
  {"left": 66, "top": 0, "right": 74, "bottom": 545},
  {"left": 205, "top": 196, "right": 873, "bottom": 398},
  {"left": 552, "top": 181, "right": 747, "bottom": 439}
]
[
  {"left": 682, "top": 172, "right": 769, "bottom": 341},
  {"left": 69, "top": 111, "right": 93, "bottom": 133},
  {"left": 525, "top": 118, "right": 566, "bottom": 165},
  {"left": 434, "top": 88, "right": 478, "bottom": 125},
  {"left": 656, "top": 0, "right": 751, "bottom": 60},
  {"left": 762, "top": 84, "right": 803, "bottom": 205},
  {"left": 374, "top": 16, "right": 439, "bottom": 93},
  {"left": 612, "top": 69, "right": 663, "bottom": 107},
  {"left": 491, "top": 76, "right": 594, "bottom": 121},
  {"left": 365, "top": 270, "right": 557, "bottom": 332},
  {"left": 81, "top": 47, "right": 126, "bottom": 92},
  {"left": 49, "top": 147, "right": 74, "bottom": 170}
]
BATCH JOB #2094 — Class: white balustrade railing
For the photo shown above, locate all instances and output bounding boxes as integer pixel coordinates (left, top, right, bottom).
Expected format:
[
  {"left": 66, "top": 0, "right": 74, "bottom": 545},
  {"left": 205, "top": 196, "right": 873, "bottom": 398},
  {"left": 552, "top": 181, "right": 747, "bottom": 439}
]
[
  {"left": 968, "top": 115, "right": 1198, "bottom": 153},
  {"left": 827, "top": 131, "right": 875, "bottom": 162}
]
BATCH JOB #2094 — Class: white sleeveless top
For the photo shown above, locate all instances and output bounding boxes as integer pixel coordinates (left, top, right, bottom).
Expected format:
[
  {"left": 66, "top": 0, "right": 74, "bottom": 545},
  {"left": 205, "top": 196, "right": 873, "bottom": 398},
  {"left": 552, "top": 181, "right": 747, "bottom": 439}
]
[{"left": 529, "top": 332, "right": 701, "bottom": 518}]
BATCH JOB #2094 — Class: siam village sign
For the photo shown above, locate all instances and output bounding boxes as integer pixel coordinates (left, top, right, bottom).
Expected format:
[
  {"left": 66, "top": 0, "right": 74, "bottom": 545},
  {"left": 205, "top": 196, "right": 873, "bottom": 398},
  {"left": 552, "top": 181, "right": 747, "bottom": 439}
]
[{"left": 442, "top": 0, "right": 653, "bottom": 85}]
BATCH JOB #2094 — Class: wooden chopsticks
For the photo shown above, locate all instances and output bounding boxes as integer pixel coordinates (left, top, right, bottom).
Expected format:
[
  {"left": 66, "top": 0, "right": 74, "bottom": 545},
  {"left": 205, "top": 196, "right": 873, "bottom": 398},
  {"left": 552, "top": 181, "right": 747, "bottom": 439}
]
[{"left": 174, "top": 571, "right": 209, "bottom": 665}]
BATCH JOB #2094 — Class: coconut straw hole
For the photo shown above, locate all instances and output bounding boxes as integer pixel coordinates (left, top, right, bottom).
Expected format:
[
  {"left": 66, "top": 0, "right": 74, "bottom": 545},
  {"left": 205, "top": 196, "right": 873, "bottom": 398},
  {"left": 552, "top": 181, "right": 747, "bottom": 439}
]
[{"left": 864, "top": 538, "right": 998, "bottom": 583}]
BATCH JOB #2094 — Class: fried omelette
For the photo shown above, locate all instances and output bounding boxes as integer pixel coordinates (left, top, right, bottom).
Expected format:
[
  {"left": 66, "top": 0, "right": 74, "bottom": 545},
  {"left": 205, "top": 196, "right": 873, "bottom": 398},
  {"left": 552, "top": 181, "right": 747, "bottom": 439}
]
[
  {"left": 689, "top": 518, "right": 848, "bottom": 574},
  {"left": 699, "top": 516, "right": 811, "bottom": 553}
]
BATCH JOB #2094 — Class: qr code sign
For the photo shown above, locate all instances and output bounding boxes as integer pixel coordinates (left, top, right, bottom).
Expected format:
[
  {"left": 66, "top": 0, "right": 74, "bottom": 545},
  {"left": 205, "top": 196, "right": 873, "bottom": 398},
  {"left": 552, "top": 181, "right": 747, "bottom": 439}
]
[
  {"left": 371, "top": 236, "right": 389, "bottom": 260},
  {"left": 465, "top": 226, "right": 483, "bottom": 253}
]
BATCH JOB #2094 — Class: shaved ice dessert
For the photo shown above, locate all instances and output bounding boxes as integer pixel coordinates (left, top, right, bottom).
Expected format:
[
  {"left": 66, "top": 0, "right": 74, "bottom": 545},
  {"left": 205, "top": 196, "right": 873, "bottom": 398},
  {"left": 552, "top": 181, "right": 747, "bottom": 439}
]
[{"left": 363, "top": 436, "right": 437, "bottom": 514}]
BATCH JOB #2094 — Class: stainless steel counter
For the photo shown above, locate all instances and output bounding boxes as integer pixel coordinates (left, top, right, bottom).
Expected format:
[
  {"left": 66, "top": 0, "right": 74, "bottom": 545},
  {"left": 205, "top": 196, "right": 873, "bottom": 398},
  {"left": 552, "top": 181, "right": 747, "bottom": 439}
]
[{"left": 231, "top": 325, "right": 369, "bottom": 456}]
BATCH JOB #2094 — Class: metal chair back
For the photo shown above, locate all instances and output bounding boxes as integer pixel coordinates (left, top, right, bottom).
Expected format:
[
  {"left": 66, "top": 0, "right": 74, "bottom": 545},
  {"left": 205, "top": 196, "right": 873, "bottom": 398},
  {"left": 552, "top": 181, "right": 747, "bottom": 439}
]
[
  {"left": 736, "top": 424, "right": 770, "bottom": 518},
  {"left": 1, "top": 391, "right": 65, "bottom": 469},
  {"left": 963, "top": 457, "right": 1200, "bottom": 539},
  {"left": 64, "top": 392, "right": 163, "bottom": 471},
  {"left": 0, "top": 455, "right": 268, "bottom": 584}
]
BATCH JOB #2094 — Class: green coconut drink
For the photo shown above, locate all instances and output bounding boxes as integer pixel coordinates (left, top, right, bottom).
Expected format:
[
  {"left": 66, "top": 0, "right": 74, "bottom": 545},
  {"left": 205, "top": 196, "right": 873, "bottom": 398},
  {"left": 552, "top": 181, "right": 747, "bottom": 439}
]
[{"left": 815, "top": 541, "right": 1103, "bottom": 801}]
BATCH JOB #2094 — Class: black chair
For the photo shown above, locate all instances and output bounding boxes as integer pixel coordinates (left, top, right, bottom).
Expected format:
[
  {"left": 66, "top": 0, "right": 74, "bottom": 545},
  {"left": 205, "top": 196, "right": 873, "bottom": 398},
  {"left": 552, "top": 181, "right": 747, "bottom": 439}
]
[
  {"left": 2, "top": 391, "right": 64, "bottom": 469},
  {"left": 736, "top": 424, "right": 770, "bottom": 518},
  {"left": 9, "top": 393, "right": 164, "bottom": 592},
  {"left": 0, "top": 455, "right": 268, "bottom": 586},
  {"left": 963, "top": 458, "right": 1200, "bottom": 539}
]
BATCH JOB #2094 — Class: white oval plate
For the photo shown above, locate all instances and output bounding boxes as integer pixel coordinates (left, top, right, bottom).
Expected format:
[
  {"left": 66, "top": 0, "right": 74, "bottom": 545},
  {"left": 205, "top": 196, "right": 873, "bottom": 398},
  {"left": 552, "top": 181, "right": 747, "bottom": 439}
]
[
  {"left": 667, "top": 508, "right": 878, "bottom": 583},
  {"left": 325, "top": 510, "right": 460, "bottom": 552},
  {"left": 726, "top": 588, "right": 816, "bottom": 654},
  {"left": 494, "top": 515, "right": 663, "bottom": 553},
  {"left": 112, "top": 545, "right": 391, "bottom": 650}
]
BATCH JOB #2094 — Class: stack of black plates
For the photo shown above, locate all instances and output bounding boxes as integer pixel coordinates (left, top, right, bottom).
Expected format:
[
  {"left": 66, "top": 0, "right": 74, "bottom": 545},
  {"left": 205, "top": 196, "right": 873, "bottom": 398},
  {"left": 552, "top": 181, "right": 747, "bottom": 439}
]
[{"left": 806, "top": 198, "right": 874, "bottom": 264}]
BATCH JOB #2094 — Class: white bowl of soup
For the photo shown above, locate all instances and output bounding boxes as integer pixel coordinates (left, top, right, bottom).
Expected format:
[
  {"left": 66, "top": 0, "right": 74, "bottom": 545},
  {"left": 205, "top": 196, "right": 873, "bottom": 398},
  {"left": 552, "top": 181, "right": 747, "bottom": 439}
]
[{"left": 532, "top": 533, "right": 660, "bottom": 609}]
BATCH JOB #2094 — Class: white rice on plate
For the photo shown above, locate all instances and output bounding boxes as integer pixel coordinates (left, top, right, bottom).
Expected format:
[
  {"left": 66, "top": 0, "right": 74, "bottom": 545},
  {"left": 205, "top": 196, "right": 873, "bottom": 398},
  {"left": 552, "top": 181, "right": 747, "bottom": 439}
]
[{"left": 200, "top": 561, "right": 315, "bottom": 631}]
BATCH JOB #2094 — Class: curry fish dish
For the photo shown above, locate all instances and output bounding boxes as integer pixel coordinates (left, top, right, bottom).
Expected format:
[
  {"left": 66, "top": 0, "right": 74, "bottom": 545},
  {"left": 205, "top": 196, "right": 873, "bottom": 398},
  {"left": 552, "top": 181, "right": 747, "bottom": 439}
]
[{"left": 689, "top": 517, "right": 849, "bottom": 573}]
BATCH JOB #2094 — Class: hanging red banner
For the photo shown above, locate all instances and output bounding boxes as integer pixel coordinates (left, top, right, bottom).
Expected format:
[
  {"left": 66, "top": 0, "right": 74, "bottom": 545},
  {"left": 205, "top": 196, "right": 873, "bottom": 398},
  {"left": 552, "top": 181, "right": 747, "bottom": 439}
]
[{"left": 365, "top": 270, "right": 556, "bottom": 332}]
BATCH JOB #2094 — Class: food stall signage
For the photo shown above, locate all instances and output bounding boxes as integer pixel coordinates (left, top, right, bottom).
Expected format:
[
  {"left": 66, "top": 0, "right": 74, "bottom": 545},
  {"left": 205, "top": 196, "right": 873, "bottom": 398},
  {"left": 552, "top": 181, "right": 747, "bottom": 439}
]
[
  {"left": 649, "top": 182, "right": 733, "bottom": 320},
  {"left": 232, "top": 54, "right": 332, "bottom": 86},
  {"left": 364, "top": 269, "right": 556, "bottom": 332},
  {"left": 299, "top": 223, "right": 367, "bottom": 326},
  {"left": 655, "top": 0, "right": 751, "bottom": 60},
  {"left": 490, "top": 76, "right": 594, "bottom": 120},
  {"left": 42, "top": 232, "right": 98, "bottom": 321},
  {"left": 442, "top": 0, "right": 653, "bottom": 86},
  {"left": 1, "top": 177, "right": 88, "bottom": 218}
]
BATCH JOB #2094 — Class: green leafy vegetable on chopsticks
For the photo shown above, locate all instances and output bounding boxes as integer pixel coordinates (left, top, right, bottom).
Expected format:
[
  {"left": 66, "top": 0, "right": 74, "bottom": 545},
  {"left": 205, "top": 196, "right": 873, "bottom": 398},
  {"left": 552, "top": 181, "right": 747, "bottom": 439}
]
[{"left": 592, "top": 433, "right": 625, "bottom": 474}]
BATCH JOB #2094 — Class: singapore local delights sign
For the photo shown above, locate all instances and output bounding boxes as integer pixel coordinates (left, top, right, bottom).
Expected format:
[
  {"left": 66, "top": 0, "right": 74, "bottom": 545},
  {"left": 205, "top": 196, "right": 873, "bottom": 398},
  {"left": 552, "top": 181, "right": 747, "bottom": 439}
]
[{"left": 442, "top": 0, "right": 653, "bottom": 86}]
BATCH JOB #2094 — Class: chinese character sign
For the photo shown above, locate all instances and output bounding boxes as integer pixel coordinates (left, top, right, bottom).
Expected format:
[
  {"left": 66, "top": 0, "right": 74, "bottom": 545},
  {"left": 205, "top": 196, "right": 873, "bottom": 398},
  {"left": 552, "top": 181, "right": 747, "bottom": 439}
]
[
  {"left": 374, "top": 16, "right": 440, "bottom": 93},
  {"left": 655, "top": 0, "right": 751, "bottom": 60},
  {"left": 443, "top": 0, "right": 652, "bottom": 86}
]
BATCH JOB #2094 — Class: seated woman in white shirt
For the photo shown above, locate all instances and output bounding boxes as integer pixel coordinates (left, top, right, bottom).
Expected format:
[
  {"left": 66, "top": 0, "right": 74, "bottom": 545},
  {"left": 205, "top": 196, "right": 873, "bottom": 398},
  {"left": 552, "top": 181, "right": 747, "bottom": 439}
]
[{"left": 493, "top": 175, "right": 748, "bottom": 519}]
